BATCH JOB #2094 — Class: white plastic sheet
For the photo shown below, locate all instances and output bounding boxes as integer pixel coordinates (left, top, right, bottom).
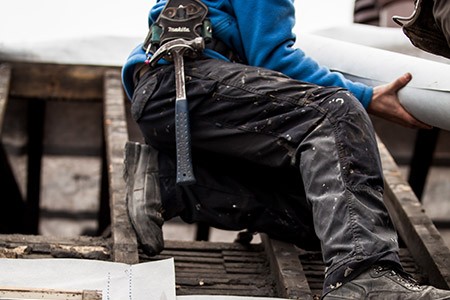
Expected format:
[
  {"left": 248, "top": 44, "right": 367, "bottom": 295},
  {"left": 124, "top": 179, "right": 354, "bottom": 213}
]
[
  {"left": 297, "top": 34, "right": 450, "bottom": 131},
  {"left": 0, "top": 258, "right": 176, "bottom": 300}
]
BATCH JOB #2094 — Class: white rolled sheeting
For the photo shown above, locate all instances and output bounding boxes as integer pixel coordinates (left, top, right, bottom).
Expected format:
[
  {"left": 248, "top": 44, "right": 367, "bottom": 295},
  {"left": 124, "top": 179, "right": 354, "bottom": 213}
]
[{"left": 297, "top": 34, "right": 450, "bottom": 130}]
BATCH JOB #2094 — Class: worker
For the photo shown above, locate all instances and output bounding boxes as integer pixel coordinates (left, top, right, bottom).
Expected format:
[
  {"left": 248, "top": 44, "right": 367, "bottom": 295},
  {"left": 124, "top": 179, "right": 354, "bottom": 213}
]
[{"left": 121, "top": 0, "right": 450, "bottom": 298}]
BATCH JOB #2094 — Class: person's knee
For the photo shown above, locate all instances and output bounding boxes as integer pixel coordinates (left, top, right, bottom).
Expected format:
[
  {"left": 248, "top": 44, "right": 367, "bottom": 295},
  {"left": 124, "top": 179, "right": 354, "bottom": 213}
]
[{"left": 321, "top": 90, "right": 368, "bottom": 121}]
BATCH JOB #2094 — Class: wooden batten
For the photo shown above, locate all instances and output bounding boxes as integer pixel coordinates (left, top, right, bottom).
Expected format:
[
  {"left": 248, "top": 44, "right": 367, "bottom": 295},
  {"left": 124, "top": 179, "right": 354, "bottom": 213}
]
[
  {"left": 262, "top": 234, "right": 314, "bottom": 299},
  {"left": 103, "top": 69, "right": 139, "bottom": 264},
  {"left": 0, "top": 287, "right": 102, "bottom": 300},
  {"left": 378, "top": 135, "right": 450, "bottom": 289},
  {"left": 7, "top": 62, "right": 116, "bottom": 101}
]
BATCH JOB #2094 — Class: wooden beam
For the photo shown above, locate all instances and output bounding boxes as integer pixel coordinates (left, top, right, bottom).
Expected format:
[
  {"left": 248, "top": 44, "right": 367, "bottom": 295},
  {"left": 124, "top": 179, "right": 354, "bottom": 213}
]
[
  {"left": 262, "top": 234, "right": 314, "bottom": 299},
  {"left": 0, "top": 234, "right": 110, "bottom": 247},
  {"left": 103, "top": 69, "right": 139, "bottom": 264},
  {"left": 8, "top": 62, "right": 112, "bottom": 101},
  {"left": 0, "top": 234, "right": 110, "bottom": 260},
  {"left": 0, "top": 234, "right": 109, "bottom": 246},
  {"left": 378, "top": 135, "right": 450, "bottom": 289},
  {"left": 0, "top": 287, "right": 101, "bottom": 300}
]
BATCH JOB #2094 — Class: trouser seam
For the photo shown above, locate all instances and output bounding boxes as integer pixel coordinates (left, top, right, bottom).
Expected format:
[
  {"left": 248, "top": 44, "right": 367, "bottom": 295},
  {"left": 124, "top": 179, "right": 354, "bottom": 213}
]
[{"left": 329, "top": 110, "right": 367, "bottom": 259}]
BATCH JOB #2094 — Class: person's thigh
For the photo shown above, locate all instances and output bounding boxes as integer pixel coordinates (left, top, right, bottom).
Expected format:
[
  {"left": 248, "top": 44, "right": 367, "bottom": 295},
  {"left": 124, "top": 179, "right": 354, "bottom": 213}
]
[
  {"left": 134, "top": 58, "right": 342, "bottom": 169},
  {"left": 131, "top": 58, "right": 348, "bottom": 248}
]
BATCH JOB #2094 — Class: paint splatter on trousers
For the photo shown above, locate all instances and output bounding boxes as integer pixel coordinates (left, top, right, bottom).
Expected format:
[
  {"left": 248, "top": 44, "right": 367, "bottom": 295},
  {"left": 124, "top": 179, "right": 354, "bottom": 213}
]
[{"left": 131, "top": 58, "right": 402, "bottom": 292}]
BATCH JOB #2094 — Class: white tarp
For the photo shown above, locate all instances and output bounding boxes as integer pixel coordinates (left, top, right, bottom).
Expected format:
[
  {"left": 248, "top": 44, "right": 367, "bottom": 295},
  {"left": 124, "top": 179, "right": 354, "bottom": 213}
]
[{"left": 0, "top": 258, "right": 176, "bottom": 300}]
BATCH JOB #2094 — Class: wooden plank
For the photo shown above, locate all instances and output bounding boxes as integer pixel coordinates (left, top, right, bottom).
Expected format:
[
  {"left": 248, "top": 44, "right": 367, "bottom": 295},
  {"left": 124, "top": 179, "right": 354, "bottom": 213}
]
[
  {"left": 158, "top": 250, "right": 223, "bottom": 258},
  {"left": 0, "top": 234, "right": 110, "bottom": 259},
  {"left": 262, "top": 234, "right": 314, "bottom": 300},
  {"left": 175, "top": 262, "right": 226, "bottom": 270},
  {"left": 176, "top": 287, "right": 275, "bottom": 297},
  {"left": 225, "top": 266, "right": 269, "bottom": 274},
  {"left": 164, "top": 240, "right": 264, "bottom": 252},
  {"left": 0, "top": 287, "right": 101, "bottom": 300},
  {"left": 0, "top": 234, "right": 109, "bottom": 246},
  {"left": 176, "top": 284, "right": 272, "bottom": 292},
  {"left": 162, "top": 255, "right": 224, "bottom": 264},
  {"left": 175, "top": 272, "right": 268, "bottom": 280},
  {"left": 175, "top": 277, "right": 270, "bottom": 288},
  {"left": 8, "top": 62, "right": 110, "bottom": 100},
  {"left": 377, "top": 135, "right": 450, "bottom": 289},
  {"left": 103, "top": 69, "right": 138, "bottom": 264},
  {"left": 223, "top": 255, "right": 266, "bottom": 263}
]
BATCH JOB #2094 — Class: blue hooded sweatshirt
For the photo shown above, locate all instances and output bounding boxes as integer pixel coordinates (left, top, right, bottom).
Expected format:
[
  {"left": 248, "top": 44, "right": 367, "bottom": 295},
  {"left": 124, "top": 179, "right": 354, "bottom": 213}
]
[{"left": 121, "top": 0, "right": 373, "bottom": 108}]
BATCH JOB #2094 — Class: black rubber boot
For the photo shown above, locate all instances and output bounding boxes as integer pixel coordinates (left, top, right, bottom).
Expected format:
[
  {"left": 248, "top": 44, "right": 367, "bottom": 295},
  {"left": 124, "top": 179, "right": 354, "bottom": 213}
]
[{"left": 124, "top": 141, "right": 164, "bottom": 256}]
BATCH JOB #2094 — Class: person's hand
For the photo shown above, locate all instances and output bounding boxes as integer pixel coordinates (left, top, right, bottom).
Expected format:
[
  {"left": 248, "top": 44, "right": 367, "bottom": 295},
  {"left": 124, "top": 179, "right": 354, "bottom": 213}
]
[{"left": 367, "top": 73, "right": 433, "bottom": 129}]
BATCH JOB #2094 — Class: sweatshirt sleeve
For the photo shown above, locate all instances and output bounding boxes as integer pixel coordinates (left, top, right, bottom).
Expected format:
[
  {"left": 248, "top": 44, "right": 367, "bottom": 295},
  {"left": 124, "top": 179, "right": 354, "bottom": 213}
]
[{"left": 229, "top": 0, "right": 373, "bottom": 108}]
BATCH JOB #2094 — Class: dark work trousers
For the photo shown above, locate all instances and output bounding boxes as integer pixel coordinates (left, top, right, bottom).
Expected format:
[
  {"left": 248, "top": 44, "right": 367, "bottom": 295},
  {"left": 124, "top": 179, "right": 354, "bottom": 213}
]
[{"left": 131, "top": 58, "right": 401, "bottom": 293}]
